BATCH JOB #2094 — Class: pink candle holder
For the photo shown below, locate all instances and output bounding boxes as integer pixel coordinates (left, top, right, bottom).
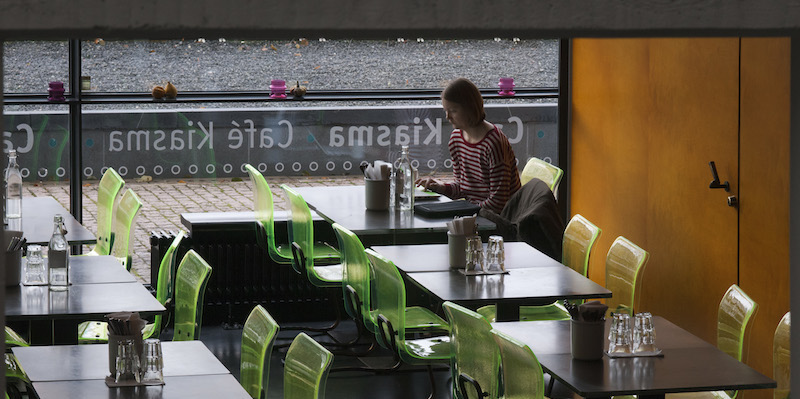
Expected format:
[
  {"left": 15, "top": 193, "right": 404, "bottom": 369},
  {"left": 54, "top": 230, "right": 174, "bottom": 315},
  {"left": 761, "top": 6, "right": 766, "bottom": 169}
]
[
  {"left": 269, "top": 80, "right": 287, "bottom": 99},
  {"left": 498, "top": 77, "right": 515, "bottom": 96},
  {"left": 48, "top": 81, "right": 66, "bottom": 102}
]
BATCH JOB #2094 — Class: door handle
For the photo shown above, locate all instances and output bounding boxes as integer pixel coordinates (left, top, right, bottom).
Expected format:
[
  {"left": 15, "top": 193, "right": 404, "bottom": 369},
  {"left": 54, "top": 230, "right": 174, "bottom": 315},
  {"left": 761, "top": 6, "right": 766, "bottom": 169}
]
[{"left": 708, "top": 161, "right": 730, "bottom": 192}]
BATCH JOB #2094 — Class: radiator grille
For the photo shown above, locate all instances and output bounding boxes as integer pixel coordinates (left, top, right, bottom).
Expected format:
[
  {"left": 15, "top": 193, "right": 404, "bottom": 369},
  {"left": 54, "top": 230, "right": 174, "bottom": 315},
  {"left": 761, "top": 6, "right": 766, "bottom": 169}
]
[{"left": 150, "top": 228, "right": 337, "bottom": 326}]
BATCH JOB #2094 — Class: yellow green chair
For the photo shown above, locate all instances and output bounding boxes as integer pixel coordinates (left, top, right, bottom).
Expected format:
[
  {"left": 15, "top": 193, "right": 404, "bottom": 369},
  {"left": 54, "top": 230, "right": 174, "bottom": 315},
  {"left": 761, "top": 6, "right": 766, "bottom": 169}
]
[
  {"left": 332, "top": 223, "right": 449, "bottom": 337},
  {"left": 365, "top": 249, "right": 450, "bottom": 396},
  {"left": 4, "top": 327, "right": 30, "bottom": 399},
  {"left": 86, "top": 167, "right": 125, "bottom": 256},
  {"left": 667, "top": 284, "right": 759, "bottom": 399},
  {"left": 240, "top": 305, "right": 280, "bottom": 399},
  {"left": 477, "top": 214, "right": 602, "bottom": 322},
  {"left": 78, "top": 230, "right": 186, "bottom": 343},
  {"left": 109, "top": 188, "right": 143, "bottom": 271},
  {"left": 519, "top": 157, "right": 564, "bottom": 196},
  {"left": 442, "top": 302, "right": 500, "bottom": 399},
  {"left": 605, "top": 236, "right": 649, "bottom": 316},
  {"left": 246, "top": 165, "right": 338, "bottom": 265},
  {"left": 773, "top": 312, "right": 790, "bottom": 399},
  {"left": 491, "top": 329, "right": 549, "bottom": 399},
  {"left": 280, "top": 185, "right": 342, "bottom": 288},
  {"left": 283, "top": 332, "right": 334, "bottom": 399},
  {"left": 172, "top": 249, "right": 213, "bottom": 341}
]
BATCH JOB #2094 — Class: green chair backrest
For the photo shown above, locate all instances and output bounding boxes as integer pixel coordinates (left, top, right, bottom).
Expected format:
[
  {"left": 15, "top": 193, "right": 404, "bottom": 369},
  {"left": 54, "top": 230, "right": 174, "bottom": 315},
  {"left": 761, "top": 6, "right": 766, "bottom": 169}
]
[
  {"left": 172, "top": 249, "right": 213, "bottom": 341},
  {"left": 150, "top": 230, "right": 186, "bottom": 337},
  {"left": 94, "top": 167, "right": 125, "bottom": 256},
  {"left": 364, "top": 248, "right": 408, "bottom": 352},
  {"left": 562, "top": 214, "right": 602, "bottom": 277},
  {"left": 280, "top": 185, "right": 317, "bottom": 275},
  {"left": 240, "top": 305, "right": 280, "bottom": 399},
  {"left": 442, "top": 302, "right": 500, "bottom": 399},
  {"left": 284, "top": 332, "right": 334, "bottom": 399},
  {"left": 519, "top": 157, "right": 564, "bottom": 195},
  {"left": 605, "top": 236, "right": 649, "bottom": 316},
  {"left": 490, "top": 329, "right": 546, "bottom": 399},
  {"left": 773, "top": 311, "right": 790, "bottom": 399},
  {"left": 331, "top": 223, "right": 374, "bottom": 331},
  {"left": 110, "top": 189, "right": 143, "bottom": 271},
  {"left": 5, "top": 326, "right": 28, "bottom": 347},
  {"left": 717, "top": 284, "right": 759, "bottom": 399},
  {"left": 245, "top": 164, "right": 290, "bottom": 264}
]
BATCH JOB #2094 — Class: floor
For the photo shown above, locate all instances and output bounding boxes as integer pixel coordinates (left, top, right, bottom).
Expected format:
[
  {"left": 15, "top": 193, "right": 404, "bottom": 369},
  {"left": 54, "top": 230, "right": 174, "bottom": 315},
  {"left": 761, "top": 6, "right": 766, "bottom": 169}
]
[{"left": 196, "top": 320, "right": 455, "bottom": 399}]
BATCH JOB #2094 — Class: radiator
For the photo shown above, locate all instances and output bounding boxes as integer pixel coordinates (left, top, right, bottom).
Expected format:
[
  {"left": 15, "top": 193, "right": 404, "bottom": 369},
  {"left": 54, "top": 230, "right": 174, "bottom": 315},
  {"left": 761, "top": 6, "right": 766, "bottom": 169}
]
[{"left": 150, "top": 225, "right": 338, "bottom": 326}]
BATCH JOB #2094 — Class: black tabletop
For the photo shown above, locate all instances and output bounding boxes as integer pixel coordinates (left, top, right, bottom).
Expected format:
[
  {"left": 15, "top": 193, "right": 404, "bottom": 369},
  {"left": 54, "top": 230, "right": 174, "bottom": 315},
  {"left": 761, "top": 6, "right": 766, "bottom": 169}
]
[
  {"left": 491, "top": 317, "right": 776, "bottom": 398},
  {"left": 19, "top": 255, "right": 135, "bottom": 285},
  {"left": 372, "top": 242, "right": 563, "bottom": 273},
  {"left": 32, "top": 374, "right": 251, "bottom": 399},
  {"left": 6, "top": 282, "right": 164, "bottom": 320},
  {"left": 13, "top": 341, "right": 230, "bottom": 382},
  {"left": 406, "top": 266, "right": 611, "bottom": 311},
  {"left": 7, "top": 197, "right": 96, "bottom": 245},
  {"left": 293, "top": 185, "right": 495, "bottom": 237}
]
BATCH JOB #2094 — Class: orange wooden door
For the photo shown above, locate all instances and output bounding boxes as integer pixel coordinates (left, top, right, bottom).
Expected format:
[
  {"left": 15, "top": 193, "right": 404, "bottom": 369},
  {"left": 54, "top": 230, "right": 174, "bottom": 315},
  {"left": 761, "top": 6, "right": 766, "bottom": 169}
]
[{"left": 570, "top": 38, "right": 740, "bottom": 343}]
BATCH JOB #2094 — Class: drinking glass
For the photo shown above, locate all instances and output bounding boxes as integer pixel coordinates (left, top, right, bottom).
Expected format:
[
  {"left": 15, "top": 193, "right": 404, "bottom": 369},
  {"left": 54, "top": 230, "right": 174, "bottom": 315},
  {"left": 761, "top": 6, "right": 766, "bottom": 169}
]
[
  {"left": 608, "top": 313, "right": 632, "bottom": 353},
  {"left": 140, "top": 338, "right": 165, "bottom": 385},
  {"left": 485, "top": 235, "right": 505, "bottom": 272},
  {"left": 465, "top": 236, "right": 484, "bottom": 272},
  {"left": 23, "top": 244, "right": 48, "bottom": 285},
  {"left": 115, "top": 339, "right": 141, "bottom": 383},
  {"left": 633, "top": 312, "right": 656, "bottom": 352}
]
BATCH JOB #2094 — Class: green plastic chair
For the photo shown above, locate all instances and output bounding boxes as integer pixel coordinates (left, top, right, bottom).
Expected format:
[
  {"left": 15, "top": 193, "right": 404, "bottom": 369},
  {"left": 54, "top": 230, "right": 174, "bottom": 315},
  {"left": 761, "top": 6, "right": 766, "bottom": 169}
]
[
  {"left": 5, "top": 326, "right": 30, "bottom": 399},
  {"left": 519, "top": 157, "right": 564, "bottom": 195},
  {"left": 240, "top": 305, "right": 280, "bottom": 399},
  {"left": 283, "top": 332, "right": 334, "bottom": 399},
  {"left": 77, "top": 230, "right": 187, "bottom": 343},
  {"left": 172, "top": 249, "right": 213, "bottom": 341},
  {"left": 773, "top": 312, "right": 790, "bottom": 399},
  {"left": 365, "top": 249, "right": 450, "bottom": 367},
  {"left": 605, "top": 236, "right": 649, "bottom": 316},
  {"left": 490, "top": 329, "right": 547, "bottom": 399},
  {"left": 477, "top": 214, "right": 602, "bottom": 322},
  {"left": 667, "top": 285, "right": 758, "bottom": 399},
  {"left": 4, "top": 327, "right": 27, "bottom": 349},
  {"left": 109, "top": 188, "right": 143, "bottom": 271},
  {"left": 280, "top": 184, "right": 342, "bottom": 287},
  {"left": 245, "top": 164, "right": 293, "bottom": 265},
  {"left": 86, "top": 167, "right": 125, "bottom": 256},
  {"left": 332, "top": 223, "right": 449, "bottom": 338},
  {"left": 442, "top": 302, "right": 500, "bottom": 399}
]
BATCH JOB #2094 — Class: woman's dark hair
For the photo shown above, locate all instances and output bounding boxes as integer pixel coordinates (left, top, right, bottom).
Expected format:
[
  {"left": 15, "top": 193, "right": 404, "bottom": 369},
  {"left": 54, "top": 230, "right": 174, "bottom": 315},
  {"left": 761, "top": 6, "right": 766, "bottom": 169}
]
[{"left": 441, "top": 78, "right": 486, "bottom": 127}]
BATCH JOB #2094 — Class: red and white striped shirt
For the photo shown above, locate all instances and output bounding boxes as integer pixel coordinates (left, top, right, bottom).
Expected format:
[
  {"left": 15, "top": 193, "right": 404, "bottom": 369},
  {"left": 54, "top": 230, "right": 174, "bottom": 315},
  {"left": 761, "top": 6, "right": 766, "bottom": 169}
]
[{"left": 441, "top": 126, "right": 521, "bottom": 213}]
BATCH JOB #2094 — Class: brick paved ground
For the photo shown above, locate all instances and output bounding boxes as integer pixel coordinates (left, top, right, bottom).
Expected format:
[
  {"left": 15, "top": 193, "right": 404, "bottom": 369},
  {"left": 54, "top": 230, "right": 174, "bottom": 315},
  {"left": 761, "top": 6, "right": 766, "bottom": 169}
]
[{"left": 25, "top": 175, "right": 368, "bottom": 284}]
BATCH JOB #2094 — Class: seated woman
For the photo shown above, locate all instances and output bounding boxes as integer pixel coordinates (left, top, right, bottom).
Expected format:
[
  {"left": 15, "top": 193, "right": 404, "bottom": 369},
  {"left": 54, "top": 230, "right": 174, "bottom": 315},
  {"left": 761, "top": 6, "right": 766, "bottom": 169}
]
[{"left": 416, "top": 77, "right": 521, "bottom": 213}]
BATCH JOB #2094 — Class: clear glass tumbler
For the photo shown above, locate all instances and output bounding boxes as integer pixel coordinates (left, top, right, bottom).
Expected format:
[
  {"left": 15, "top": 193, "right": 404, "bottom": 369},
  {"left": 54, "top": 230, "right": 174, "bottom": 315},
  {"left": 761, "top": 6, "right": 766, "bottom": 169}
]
[
  {"left": 633, "top": 312, "right": 656, "bottom": 352},
  {"left": 608, "top": 313, "right": 632, "bottom": 353},
  {"left": 485, "top": 235, "right": 505, "bottom": 272},
  {"left": 140, "top": 338, "right": 164, "bottom": 385},
  {"left": 115, "top": 339, "right": 141, "bottom": 384},
  {"left": 23, "top": 244, "right": 48, "bottom": 285},
  {"left": 465, "top": 236, "right": 484, "bottom": 272}
]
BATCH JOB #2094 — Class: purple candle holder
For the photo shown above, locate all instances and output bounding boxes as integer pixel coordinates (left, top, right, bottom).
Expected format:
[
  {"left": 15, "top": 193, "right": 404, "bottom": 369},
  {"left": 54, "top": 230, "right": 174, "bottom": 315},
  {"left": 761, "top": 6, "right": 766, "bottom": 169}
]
[
  {"left": 48, "top": 81, "right": 66, "bottom": 102},
  {"left": 269, "top": 80, "right": 287, "bottom": 99},
  {"left": 498, "top": 77, "right": 515, "bottom": 96}
]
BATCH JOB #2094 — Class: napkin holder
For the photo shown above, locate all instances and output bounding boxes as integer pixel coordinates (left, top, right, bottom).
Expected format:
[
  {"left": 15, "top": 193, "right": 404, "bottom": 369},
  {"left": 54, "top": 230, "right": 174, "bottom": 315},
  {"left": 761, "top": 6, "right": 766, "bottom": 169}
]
[
  {"left": 570, "top": 319, "right": 604, "bottom": 360},
  {"left": 108, "top": 326, "right": 145, "bottom": 376},
  {"left": 447, "top": 231, "right": 467, "bottom": 269},
  {"left": 4, "top": 230, "right": 23, "bottom": 286},
  {"left": 365, "top": 178, "right": 390, "bottom": 211}
]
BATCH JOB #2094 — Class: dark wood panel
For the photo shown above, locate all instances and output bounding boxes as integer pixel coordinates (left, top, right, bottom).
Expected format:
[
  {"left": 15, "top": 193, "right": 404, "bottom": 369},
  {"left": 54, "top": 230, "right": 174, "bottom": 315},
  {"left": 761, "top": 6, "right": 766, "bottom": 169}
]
[
  {"left": 570, "top": 38, "right": 739, "bottom": 345},
  {"left": 739, "top": 37, "right": 791, "bottom": 392}
]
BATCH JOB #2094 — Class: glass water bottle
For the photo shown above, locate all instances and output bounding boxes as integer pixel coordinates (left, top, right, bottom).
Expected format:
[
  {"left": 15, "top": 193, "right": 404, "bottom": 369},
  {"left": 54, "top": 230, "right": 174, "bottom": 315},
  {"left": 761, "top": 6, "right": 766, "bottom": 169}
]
[
  {"left": 48, "top": 214, "right": 69, "bottom": 290},
  {"left": 396, "top": 145, "right": 415, "bottom": 211},
  {"left": 5, "top": 149, "right": 22, "bottom": 220}
]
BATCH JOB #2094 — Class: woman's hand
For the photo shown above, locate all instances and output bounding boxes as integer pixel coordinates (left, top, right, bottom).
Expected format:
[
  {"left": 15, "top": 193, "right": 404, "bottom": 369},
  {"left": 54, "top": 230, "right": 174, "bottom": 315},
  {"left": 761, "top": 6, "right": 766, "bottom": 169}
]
[{"left": 415, "top": 177, "right": 441, "bottom": 193}]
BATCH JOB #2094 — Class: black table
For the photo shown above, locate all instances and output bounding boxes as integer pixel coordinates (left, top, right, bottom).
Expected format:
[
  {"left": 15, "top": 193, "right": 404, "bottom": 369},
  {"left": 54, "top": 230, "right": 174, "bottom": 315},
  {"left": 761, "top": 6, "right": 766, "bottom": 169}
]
[
  {"left": 13, "top": 341, "right": 250, "bottom": 399},
  {"left": 491, "top": 317, "right": 777, "bottom": 398},
  {"left": 13, "top": 341, "right": 229, "bottom": 381},
  {"left": 7, "top": 197, "right": 96, "bottom": 245},
  {"left": 372, "top": 244, "right": 611, "bottom": 321},
  {"left": 20, "top": 255, "right": 136, "bottom": 284},
  {"left": 371, "top": 242, "right": 563, "bottom": 272},
  {"left": 293, "top": 185, "right": 496, "bottom": 245},
  {"left": 6, "top": 282, "right": 164, "bottom": 344}
]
